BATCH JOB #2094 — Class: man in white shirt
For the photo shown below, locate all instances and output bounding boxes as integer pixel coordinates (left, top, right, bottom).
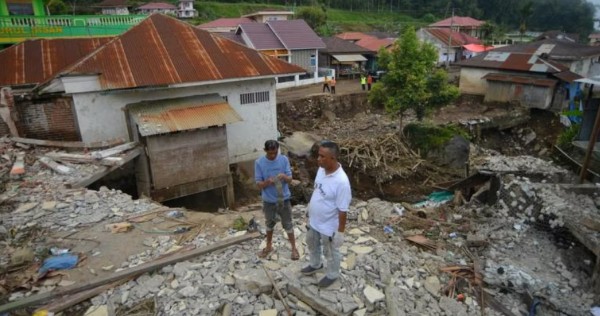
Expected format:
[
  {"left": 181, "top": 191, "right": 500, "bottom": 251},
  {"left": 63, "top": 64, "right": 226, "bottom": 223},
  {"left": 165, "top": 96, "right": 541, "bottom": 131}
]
[{"left": 301, "top": 140, "right": 352, "bottom": 288}]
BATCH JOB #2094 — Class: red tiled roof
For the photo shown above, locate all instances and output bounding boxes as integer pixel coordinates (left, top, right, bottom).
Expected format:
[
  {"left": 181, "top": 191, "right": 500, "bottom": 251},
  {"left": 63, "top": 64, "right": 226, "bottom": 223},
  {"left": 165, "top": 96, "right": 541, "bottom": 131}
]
[
  {"left": 238, "top": 22, "right": 285, "bottom": 50},
  {"left": 426, "top": 28, "right": 481, "bottom": 46},
  {"left": 430, "top": 16, "right": 485, "bottom": 28},
  {"left": 198, "top": 18, "right": 253, "bottom": 29},
  {"left": 138, "top": 2, "right": 176, "bottom": 10},
  {"left": 0, "top": 38, "right": 112, "bottom": 87},
  {"left": 47, "top": 14, "right": 305, "bottom": 91},
  {"left": 354, "top": 37, "right": 394, "bottom": 52},
  {"left": 267, "top": 20, "right": 325, "bottom": 50},
  {"left": 335, "top": 32, "right": 372, "bottom": 41}
]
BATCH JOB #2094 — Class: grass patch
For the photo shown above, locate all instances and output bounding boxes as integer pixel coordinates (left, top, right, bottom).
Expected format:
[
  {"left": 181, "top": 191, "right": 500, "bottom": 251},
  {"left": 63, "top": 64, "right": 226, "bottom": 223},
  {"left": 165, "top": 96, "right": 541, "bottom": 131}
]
[
  {"left": 193, "top": 1, "right": 424, "bottom": 32},
  {"left": 556, "top": 124, "right": 580, "bottom": 147}
]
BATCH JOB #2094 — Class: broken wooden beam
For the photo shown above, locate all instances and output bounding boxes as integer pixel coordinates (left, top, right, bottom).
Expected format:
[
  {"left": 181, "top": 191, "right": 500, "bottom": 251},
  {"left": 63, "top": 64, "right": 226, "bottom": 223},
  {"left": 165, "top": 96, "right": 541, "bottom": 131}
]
[
  {"left": 45, "top": 152, "right": 95, "bottom": 164},
  {"left": 90, "top": 142, "right": 138, "bottom": 160},
  {"left": 288, "top": 283, "right": 347, "bottom": 316},
  {"left": 11, "top": 137, "right": 125, "bottom": 149},
  {"left": 0, "top": 231, "right": 261, "bottom": 314},
  {"left": 70, "top": 147, "right": 142, "bottom": 188},
  {"left": 262, "top": 266, "right": 292, "bottom": 316},
  {"left": 46, "top": 152, "right": 127, "bottom": 166},
  {"left": 38, "top": 157, "right": 72, "bottom": 175}
]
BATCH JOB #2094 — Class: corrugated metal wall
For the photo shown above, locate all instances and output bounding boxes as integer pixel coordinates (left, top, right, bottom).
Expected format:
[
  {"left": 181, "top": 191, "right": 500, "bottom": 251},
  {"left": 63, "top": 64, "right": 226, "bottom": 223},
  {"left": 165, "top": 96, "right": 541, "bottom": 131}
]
[
  {"left": 291, "top": 49, "right": 315, "bottom": 72},
  {"left": 484, "top": 82, "right": 553, "bottom": 109}
]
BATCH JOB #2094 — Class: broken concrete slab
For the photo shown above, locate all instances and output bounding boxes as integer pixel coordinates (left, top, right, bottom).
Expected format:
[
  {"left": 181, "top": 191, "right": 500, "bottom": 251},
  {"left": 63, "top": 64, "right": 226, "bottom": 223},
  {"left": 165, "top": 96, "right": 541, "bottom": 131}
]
[{"left": 233, "top": 268, "right": 273, "bottom": 295}]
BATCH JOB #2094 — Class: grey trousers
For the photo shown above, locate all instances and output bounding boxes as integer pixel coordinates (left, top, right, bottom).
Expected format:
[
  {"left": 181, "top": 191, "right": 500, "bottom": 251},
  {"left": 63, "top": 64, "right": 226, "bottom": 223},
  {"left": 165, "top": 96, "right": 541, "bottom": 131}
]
[{"left": 306, "top": 225, "right": 341, "bottom": 279}]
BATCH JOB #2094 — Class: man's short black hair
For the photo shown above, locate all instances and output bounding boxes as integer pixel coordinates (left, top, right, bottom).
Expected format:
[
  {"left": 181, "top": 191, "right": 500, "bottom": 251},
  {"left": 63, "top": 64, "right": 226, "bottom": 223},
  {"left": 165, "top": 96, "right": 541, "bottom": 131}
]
[
  {"left": 264, "top": 140, "right": 279, "bottom": 150},
  {"left": 320, "top": 140, "right": 340, "bottom": 159}
]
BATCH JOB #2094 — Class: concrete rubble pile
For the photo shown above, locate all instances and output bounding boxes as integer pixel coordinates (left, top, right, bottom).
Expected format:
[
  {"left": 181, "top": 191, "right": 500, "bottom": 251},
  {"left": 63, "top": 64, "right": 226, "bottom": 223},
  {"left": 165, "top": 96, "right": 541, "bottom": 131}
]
[{"left": 0, "top": 141, "right": 599, "bottom": 316}]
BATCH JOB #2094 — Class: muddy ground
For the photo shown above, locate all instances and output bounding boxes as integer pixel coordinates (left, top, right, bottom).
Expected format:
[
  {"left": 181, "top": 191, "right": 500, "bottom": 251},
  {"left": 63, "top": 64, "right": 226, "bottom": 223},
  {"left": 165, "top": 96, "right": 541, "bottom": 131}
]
[{"left": 275, "top": 90, "right": 564, "bottom": 205}]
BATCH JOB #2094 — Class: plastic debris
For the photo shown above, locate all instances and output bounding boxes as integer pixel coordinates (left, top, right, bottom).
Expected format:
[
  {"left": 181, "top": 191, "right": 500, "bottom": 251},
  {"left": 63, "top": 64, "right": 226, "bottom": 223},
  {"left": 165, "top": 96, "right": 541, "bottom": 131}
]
[
  {"left": 393, "top": 205, "right": 404, "bottom": 216},
  {"left": 166, "top": 210, "right": 184, "bottom": 218},
  {"left": 590, "top": 307, "right": 600, "bottom": 316},
  {"left": 383, "top": 225, "right": 394, "bottom": 234},
  {"left": 49, "top": 247, "right": 70, "bottom": 256},
  {"left": 38, "top": 254, "right": 79, "bottom": 276},
  {"left": 449, "top": 232, "right": 458, "bottom": 238}
]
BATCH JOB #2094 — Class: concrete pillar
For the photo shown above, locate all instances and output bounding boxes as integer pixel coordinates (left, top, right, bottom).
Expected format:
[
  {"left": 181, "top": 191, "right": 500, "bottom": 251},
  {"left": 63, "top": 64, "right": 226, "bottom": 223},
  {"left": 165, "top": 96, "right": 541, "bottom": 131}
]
[
  {"left": 226, "top": 173, "right": 235, "bottom": 209},
  {"left": 32, "top": 0, "right": 46, "bottom": 16},
  {"left": 0, "top": 0, "right": 9, "bottom": 16},
  {"left": 0, "top": 87, "right": 19, "bottom": 137}
]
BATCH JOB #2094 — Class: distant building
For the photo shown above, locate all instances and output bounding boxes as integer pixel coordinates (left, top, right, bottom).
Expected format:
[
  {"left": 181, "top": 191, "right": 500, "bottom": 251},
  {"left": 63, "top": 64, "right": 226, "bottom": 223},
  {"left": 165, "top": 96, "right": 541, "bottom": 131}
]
[
  {"left": 418, "top": 28, "right": 483, "bottom": 64},
  {"left": 137, "top": 2, "right": 177, "bottom": 15},
  {"left": 177, "top": 0, "right": 197, "bottom": 19},
  {"left": 429, "top": 16, "right": 485, "bottom": 38},
  {"left": 241, "top": 10, "right": 294, "bottom": 23},
  {"left": 95, "top": 0, "right": 130, "bottom": 15},
  {"left": 198, "top": 18, "right": 253, "bottom": 33},
  {"left": 589, "top": 33, "right": 600, "bottom": 46}
]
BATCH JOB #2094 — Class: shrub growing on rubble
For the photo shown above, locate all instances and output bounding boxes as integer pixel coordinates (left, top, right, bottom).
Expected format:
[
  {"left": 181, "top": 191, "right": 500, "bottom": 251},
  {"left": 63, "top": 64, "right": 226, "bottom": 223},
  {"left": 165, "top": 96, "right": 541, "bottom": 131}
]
[{"left": 376, "top": 26, "right": 459, "bottom": 126}]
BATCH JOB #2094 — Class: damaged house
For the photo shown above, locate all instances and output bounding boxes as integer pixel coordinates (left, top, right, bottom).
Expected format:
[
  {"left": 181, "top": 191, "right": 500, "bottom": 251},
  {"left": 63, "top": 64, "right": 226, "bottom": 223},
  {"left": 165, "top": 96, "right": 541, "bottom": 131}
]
[
  {"left": 0, "top": 14, "right": 305, "bottom": 204},
  {"left": 458, "top": 51, "right": 582, "bottom": 110}
]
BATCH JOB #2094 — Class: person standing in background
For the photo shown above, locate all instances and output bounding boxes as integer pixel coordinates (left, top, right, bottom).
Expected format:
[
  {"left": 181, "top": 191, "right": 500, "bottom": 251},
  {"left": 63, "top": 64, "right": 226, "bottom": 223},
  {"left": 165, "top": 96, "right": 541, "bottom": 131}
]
[
  {"left": 330, "top": 77, "right": 336, "bottom": 94},
  {"left": 367, "top": 74, "right": 373, "bottom": 91},
  {"left": 360, "top": 74, "right": 366, "bottom": 91},
  {"left": 323, "top": 76, "right": 331, "bottom": 93}
]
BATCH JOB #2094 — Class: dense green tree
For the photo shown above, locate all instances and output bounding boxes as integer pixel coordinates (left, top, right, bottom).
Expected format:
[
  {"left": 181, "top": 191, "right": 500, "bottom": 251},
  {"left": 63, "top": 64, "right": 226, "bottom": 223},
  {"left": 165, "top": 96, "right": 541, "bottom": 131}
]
[
  {"left": 369, "top": 26, "right": 458, "bottom": 126},
  {"left": 295, "top": 6, "right": 327, "bottom": 31}
]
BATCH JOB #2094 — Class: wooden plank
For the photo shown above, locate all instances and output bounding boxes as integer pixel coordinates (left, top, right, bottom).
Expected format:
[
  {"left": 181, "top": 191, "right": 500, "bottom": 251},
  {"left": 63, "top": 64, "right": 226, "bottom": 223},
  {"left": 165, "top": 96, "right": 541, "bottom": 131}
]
[
  {"left": 38, "top": 244, "right": 195, "bottom": 313},
  {"left": 150, "top": 175, "right": 228, "bottom": 202},
  {"left": 146, "top": 128, "right": 228, "bottom": 189},
  {"left": 45, "top": 152, "right": 95, "bottom": 164},
  {"left": 70, "top": 147, "right": 141, "bottom": 188},
  {"left": 11, "top": 137, "right": 124, "bottom": 149},
  {"left": 91, "top": 142, "right": 138, "bottom": 159},
  {"left": 38, "top": 157, "right": 72, "bottom": 175},
  {"left": 262, "top": 266, "right": 292, "bottom": 316},
  {"left": 0, "top": 232, "right": 261, "bottom": 314},
  {"left": 288, "top": 283, "right": 347, "bottom": 316}
]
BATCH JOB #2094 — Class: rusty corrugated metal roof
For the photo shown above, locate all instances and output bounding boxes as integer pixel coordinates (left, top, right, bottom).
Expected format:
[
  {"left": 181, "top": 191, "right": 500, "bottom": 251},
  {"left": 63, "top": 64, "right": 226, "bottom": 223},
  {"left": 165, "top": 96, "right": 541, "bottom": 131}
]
[
  {"left": 493, "top": 39, "right": 600, "bottom": 60},
  {"left": 0, "top": 38, "right": 112, "bottom": 87},
  {"left": 459, "top": 51, "right": 570, "bottom": 73},
  {"left": 482, "top": 73, "right": 557, "bottom": 87},
  {"left": 129, "top": 94, "right": 242, "bottom": 136},
  {"left": 425, "top": 28, "right": 481, "bottom": 47},
  {"left": 55, "top": 14, "right": 305, "bottom": 91},
  {"left": 553, "top": 71, "right": 582, "bottom": 83}
]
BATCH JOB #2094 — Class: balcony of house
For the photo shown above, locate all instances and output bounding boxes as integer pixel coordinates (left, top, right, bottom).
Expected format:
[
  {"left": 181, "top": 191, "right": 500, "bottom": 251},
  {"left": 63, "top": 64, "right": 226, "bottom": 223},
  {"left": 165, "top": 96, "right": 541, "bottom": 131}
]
[{"left": 0, "top": 14, "right": 147, "bottom": 44}]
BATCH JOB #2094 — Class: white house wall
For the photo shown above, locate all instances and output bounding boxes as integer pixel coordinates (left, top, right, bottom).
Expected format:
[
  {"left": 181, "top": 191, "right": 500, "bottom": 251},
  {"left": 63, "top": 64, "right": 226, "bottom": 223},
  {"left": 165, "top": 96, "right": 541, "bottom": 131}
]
[
  {"left": 70, "top": 78, "right": 277, "bottom": 164},
  {"left": 417, "top": 29, "right": 457, "bottom": 64},
  {"left": 459, "top": 67, "right": 492, "bottom": 95}
]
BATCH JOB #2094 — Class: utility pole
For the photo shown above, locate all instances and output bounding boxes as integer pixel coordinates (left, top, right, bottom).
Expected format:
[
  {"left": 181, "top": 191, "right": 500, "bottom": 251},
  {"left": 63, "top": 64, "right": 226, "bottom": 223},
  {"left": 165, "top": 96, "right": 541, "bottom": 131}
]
[{"left": 446, "top": 8, "right": 454, "bottom": 68}]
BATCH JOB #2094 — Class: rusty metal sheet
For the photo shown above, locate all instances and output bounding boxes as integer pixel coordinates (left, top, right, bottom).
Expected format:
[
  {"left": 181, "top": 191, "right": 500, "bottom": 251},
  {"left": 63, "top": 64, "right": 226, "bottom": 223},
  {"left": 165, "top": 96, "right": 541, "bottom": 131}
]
[
  {"left": 482, "top": 73, "right": 557, "bottom": 87},
  {"left": 426, "top": 28, "right": 481, "bottom": 46},
  {"left": 0, "top": 37, "right": 111, "bottom": 87},
  {"left": 129, "top": 94, "right": 242, "bottom": 137},
  {"left": 60, "top": 14, "right": 305, "bottom": 91}
]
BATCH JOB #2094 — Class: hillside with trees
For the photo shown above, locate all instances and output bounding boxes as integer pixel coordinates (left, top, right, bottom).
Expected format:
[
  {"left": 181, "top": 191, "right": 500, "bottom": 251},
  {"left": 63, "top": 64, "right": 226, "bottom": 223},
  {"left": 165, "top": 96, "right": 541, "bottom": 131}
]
[{"left": 47, "top": 0, "right": 596, "bottom": 40}]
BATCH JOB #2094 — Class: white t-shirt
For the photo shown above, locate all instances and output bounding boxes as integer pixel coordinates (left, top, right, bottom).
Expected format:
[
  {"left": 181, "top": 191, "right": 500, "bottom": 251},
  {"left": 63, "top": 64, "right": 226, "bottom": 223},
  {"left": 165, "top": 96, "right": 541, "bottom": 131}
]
[{"left": 308, "top": 165, "right": 352, "bottom": 237}]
